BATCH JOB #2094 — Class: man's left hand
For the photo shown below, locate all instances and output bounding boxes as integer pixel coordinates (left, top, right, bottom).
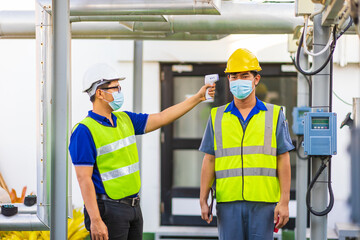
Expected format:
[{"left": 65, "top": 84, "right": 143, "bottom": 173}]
[{"left": 274, "top": 202, "right": 289, "bottom": 228}]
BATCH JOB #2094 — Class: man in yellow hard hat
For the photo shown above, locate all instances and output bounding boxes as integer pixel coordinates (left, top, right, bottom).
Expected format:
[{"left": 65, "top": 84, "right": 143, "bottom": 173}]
[
  {"left": 199, "top": 49, "right": 294, "bottom": 240},
  {"left": 69, "top": 63, "right": 215, "bottom": 240}
]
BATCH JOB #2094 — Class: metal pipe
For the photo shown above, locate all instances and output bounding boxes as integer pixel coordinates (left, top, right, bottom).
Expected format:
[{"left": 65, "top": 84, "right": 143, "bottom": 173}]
[
  {"left": 353, "top": 98, "right": 360, "bottom": 127},
  {"left": 12, "top": 203, "right": 37, "bottom": 214},
  {"left": 351, "top": 99, "right": 360, "bottom": 225},
  {"left": 38, "top": 0, "right": 221, "bottom": 16},
  {"left": 50, "top": 0, "right": 70, "bottom": 238},
  {"left": 0, "top": 11, "right": 35, "bottom": 38},
  {"left": 0, "top": 3, "right": 304, "bottom": 40},
  {"left": 133, "top": 40, "right": 143, "bottom": 182},
  {"left": 35, "top": 2, "right": 51, "bottom": 228},
  {"left": 70, "top": 15, "right": 168, "bottom": 22},
  {"left": 0, "top": 214, "right": 49, "bottom": 231},
  {"left": 310, "top": 4, "right": 331, "bottom": 240},
  {"left": 134, "top": 3, "right": 303, "bottom": 34},
  {"left": 350, "top": 127, "right": 360, "bottom": 225},
  {"left": 295, "top": 48, "right": 309, "bottom": 240}
]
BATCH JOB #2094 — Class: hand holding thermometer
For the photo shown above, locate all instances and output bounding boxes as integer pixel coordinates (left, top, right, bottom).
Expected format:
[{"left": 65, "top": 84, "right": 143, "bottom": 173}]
[{"left": 204, "top": 74, "right": 219, "bottom": 102}]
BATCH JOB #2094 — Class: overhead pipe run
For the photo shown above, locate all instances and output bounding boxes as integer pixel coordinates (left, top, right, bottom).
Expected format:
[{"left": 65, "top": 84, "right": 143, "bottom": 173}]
[
  {"left": 38, "top": 0, "right": 221, "bottom": 16},
  {"left": 0, "top": 11, "right": 35, "bottom": 38},
  {"left": 0, "top": 3, "right": 304, "bottom": 40},
  {"left": 70, "top": 15, "right": 168, "bottom": 22}
]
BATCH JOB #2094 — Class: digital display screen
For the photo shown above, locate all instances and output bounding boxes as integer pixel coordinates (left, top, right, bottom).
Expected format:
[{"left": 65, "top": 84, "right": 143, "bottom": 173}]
[{"left": 312, "top": 117, "right": 329, "bottom": 129}]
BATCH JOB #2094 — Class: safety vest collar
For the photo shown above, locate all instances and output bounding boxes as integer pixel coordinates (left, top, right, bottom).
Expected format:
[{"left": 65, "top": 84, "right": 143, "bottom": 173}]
[{"left": 224, "top": 97, "right": 268, "bottom": 121}]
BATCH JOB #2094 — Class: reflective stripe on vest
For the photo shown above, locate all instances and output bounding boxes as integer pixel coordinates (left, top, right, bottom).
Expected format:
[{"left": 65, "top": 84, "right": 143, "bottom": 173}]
[
  {"left": 101, "top": 162, "right": 140, "bottom": 182},
  {"left": 77, "top": 112, "right": 140, "bottom": 199},
  {"left": 97, "top": 135, "right": 136, "bottom": 157},
  {"left": 216, "top": 167, "right": 277, "bottom": 179},
  {"left": 212, "top": 102, "right": 281, "bottom": 203}
]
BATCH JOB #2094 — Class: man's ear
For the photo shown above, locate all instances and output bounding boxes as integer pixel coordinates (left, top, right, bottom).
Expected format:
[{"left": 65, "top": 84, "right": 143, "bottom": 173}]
[
  {"left": 254, "top": 74, "right": 261, "bottom": 86},
  {"left": 95, "top": 89, "right": 104, "bottom": 100}
]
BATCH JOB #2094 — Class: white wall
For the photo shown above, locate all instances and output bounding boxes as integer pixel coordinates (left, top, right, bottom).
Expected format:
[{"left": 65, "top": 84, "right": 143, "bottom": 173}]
[
  {"left": 0, "top": 40, "right": 37, "bottom": 195},
  {"left": 328, "top": 63, "right": 360, "bottom": 228},
  {"left": 0, "top": 34, "right": 359, "bottom": 233}
]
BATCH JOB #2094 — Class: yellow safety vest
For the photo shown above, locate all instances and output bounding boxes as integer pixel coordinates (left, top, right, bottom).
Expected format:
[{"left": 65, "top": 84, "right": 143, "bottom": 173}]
[
  {"left": 75, "top": 111, "right": 140, "bottom": 199},
  {"left": 211, "top": 102, "right": 281, "bottom": 203}
]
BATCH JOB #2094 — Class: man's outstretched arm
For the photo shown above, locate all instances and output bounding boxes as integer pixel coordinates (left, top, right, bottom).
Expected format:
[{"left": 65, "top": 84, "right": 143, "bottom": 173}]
[{"left": 145, "top": 84, "right": 215, "bottom": 133}]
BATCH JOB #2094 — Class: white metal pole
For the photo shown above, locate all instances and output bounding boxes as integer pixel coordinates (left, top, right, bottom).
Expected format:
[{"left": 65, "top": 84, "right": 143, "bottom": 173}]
[
  {"left": 310, "top": 4, "right": 330, "bottom": 240},
  {"left": 50, "top": 0, "right": 70, "bottom": 239},
  {"left": 133, "top": 40, "right": 143, "bottom": 177},
  {"left": 35, "top": 2, "right": 52, "bottom": 228},
  {"left": 295, "top": 48, "right": 309, "bottom": 240}
]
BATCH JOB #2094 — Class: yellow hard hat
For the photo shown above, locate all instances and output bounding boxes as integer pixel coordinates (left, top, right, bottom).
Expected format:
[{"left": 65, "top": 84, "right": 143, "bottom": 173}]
[{"left": 224, "top": 48, "right": 262, "bottom": 73}]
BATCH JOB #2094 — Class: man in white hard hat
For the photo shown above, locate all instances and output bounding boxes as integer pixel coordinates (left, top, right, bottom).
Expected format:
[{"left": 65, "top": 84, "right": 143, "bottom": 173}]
[{"left": 69, "top": 63, "right": 215, "bottom": 240}]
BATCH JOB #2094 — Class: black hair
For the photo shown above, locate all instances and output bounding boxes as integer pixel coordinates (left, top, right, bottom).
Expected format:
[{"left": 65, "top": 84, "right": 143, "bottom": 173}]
[
  {"left": 89, "top": 81, "right": 111, "bottom": 103},
  {"left": 226, "top": 71, "right": 259, "bottom": 77},
  {"left": 250, "top": 71, "right": 258, "bottom": 77}
]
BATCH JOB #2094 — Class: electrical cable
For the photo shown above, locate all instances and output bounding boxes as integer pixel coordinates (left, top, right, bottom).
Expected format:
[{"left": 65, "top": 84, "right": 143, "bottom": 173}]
[
  {"left": 333, "top": 91, "right": 353, "bottom": 106},
  {"left": 296, "top": 135, "right": 309, "bottom": 160},
  {"left": 293, "top": 16, "right": 352, "bottom": 76},
  {"left": 304, "top": 26, "right": 336, "bottom": 216},
  {"left": 306, "top": 157, "right": 334, "bottom": 216},
  {"left": 337, "top": 17, "right": 354, "bottom": 39},
  {"left": 290, "top": 55, "right": 312, "bottom": 106},
  {"left": 330, "top": 55, "right": 333, "bottom": 112},
  {"left": 303, "top": 15, "right": 334, "bottom": 57},
  {"left": 293, "top": 26, "right": 337, "bottom": 76}
]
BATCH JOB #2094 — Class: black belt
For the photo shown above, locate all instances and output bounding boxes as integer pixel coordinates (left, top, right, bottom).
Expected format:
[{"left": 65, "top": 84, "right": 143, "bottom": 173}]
[{"left": 96, "top": 194, "right": 140, "bottom": 207}]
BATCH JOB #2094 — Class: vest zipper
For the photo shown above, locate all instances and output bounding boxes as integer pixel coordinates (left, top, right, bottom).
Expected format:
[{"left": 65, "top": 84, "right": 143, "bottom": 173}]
[
  {"left": 239, "top": 115, "right": 254, "bottom": 202},
  {"left": 240, "top": 121, "right": 246, "bottom": 201}
]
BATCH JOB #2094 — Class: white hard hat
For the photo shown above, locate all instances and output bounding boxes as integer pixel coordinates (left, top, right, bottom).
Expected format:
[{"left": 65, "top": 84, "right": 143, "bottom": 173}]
[{"left": 83, "top": 63, "right": 125, "bottom": 97}]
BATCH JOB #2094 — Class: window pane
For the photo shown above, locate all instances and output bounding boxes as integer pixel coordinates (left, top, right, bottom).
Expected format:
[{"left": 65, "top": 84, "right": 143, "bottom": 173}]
[
  {"left": 173, "top": 150, "right": 204, "bottom": 187},
  {"left": 173, "top": 76, "right": 212, "bottom": 138},
  {"left": 257, "top": 76, "right": 297, "bottom": 189},
  {"left": 173, "top": 76, "right": 229, "bottom": 138}
]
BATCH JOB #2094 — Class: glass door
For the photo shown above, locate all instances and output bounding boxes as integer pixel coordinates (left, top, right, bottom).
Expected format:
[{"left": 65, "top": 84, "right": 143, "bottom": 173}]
[{"left": 160, "top": 63, "right": 298, "bottom": 228}]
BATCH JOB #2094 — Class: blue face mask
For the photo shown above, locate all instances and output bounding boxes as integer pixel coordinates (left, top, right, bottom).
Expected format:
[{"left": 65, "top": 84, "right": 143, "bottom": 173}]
[
  {"left": 230, "top": 79, "right": 255, "bottom": 100},
  {"left": 103, "top": 91, "right": 124, "bottom": 111}
]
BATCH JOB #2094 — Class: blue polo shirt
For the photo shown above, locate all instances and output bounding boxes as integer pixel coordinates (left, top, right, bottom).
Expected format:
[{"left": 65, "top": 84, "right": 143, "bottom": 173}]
[
  {"left": 199, "top": 97, "right": 294, "bottom": 155},
  {"left": 69, "top": 110, "right": 148, "bottom": 195}
]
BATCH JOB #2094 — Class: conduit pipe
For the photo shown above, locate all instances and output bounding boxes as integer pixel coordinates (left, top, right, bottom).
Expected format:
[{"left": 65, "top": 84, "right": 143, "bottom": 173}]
[
  {"left": 70, "top": 15, "right": 168, "bottom": 22},
  {"left": 0, "top": 214, "right": 49, "bottom": 231},
  {"left": 35, "top": 2, "right": 51, "bottom": 228},
  {"left": 0, "top": 3, "right": 304, "bottom": 40},
  {"left": 38, "top": 0, "right": 221, "bottom": 16},
  {"left": 0, "top": 11, "right": 35, "bottom": 38}
]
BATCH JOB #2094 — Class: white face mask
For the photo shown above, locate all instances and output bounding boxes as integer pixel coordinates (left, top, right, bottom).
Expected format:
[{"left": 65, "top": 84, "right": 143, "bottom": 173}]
[
  {"left": 102, "top": 90, "right": 124, "bottom": 111},
  {"left": 230, "top": 78, "right": 255, "bottom": 100}
]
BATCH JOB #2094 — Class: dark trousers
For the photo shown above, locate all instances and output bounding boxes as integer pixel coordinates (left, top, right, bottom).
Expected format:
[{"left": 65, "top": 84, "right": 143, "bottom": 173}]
[{"left": 84, "top": 199, "right": 143, "bottom": 240}]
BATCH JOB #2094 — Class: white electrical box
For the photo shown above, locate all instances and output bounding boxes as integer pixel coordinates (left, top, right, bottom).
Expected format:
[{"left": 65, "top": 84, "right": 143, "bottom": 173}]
[{"left": 295, "top": 0, "right": 315, "bottom": 16}]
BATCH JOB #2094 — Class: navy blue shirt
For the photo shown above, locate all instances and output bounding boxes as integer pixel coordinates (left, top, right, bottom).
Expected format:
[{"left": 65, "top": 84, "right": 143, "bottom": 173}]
[
  {"left": 199, "top": 98, "right": 294, "bottom": 155},
  {"left": 69, "top": 110, "right": 149, "bottom": 195}
]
